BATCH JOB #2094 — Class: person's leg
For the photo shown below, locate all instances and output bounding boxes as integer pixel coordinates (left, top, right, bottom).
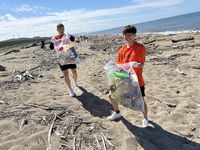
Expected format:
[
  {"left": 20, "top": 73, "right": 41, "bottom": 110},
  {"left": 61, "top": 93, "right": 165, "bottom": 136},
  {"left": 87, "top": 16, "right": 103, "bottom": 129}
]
[
  {"left": 71, "top": 68, "right": 77, "bottom": 83},
  {"left": 62, "top": 69, "right": 75, "bottom": 96},
  {"left": 62, "top": 69, "right": 71, "bottom": 88},
  {"left": 140, "top": 86, "right": 148, "bottom": 127},
  {"left": 142, "top": 99, "right": 148, "bottom": 127},
  {"left": 142, "top": 97, "right": 148, "bottom": 118},
  {"left": 71, "top": 66, "right": 78, "bottom": 87},
  {"left": 107, "top": 92, "right": 122, "bottom": 121},
  {"left": 108, "top": 92, "right": 119, "bottom": 111}
]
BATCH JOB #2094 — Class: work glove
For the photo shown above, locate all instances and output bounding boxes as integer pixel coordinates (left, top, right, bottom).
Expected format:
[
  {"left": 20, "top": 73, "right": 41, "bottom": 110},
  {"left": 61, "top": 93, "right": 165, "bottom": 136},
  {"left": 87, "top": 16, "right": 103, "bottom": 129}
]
[{"left": 129, "top": 61, "right": 138, "bottom": 67}]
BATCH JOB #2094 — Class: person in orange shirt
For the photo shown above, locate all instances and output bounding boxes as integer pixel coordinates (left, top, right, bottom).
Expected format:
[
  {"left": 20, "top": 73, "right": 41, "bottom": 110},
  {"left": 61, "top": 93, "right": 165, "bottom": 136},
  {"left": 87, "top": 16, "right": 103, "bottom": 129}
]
[
  {"left": 50, "top": 23, "right": 78, "bottom": 97},
  {"left": 107, "top": 25, "right": 148, "bottom": 127}
]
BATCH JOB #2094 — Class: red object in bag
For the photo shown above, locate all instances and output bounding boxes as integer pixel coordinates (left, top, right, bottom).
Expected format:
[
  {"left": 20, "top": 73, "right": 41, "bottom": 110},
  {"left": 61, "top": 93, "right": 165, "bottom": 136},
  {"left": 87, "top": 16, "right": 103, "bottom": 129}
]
[{"left": 58, "top": 46, "right": 63, "bottom": 51}]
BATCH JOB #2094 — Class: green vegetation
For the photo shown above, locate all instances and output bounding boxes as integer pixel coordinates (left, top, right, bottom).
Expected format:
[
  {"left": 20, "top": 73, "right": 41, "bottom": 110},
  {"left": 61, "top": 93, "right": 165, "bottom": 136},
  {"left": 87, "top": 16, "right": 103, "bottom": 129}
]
[
  {"left": 0, "top": 37, "right": 51, "bottom": 53},
  {"left": 0, "top": 43, "right": 28, "bottom": 53}
]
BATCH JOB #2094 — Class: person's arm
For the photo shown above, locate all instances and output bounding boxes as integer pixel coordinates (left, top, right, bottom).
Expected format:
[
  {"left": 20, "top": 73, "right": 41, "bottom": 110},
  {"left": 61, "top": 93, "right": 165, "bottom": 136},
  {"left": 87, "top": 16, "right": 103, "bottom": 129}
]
[
  {"left": 130, "top": 45, "right": 146, "bottom": 68},
  {"left": 137, "top": 62, "right": 144, "bottom": 68},
  {"left": 49, "top": 37, "right": 56, "bottom": 50},
  {"left": 138, "top": 45, "right": 146, "bottom": 68},
  {"left": 49, "top": 42, "right": 54, "bottom": 50},
  {"left": 69, "top": 34, "right": 75, "bottom": 42}
]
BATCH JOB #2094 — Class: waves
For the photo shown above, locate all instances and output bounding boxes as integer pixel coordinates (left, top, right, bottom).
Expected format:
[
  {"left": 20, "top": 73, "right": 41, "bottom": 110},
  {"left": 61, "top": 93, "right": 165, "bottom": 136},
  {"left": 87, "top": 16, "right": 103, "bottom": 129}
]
[{"left": 88, "top": 11, "right": 200, "bottom": 35}]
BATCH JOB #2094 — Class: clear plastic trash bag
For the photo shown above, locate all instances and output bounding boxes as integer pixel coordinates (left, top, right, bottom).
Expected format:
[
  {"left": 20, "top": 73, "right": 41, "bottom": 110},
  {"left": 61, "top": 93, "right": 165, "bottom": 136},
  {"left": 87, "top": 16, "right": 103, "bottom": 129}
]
[
  {"left": 57, "top": 44, "right": 79, "bottom": 65},
  {"left": 53, "top": 35, "right": 79, "bottom": 65},
  {"left": 104, "top": 61, "right": 144, "bottom": 112}
]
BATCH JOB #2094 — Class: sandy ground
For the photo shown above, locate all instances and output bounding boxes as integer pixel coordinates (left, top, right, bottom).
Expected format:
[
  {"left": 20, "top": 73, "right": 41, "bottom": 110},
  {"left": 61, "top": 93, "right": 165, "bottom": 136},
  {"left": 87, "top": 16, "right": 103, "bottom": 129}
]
[{"left": 0, "top": 32, "right": 200, "bottom": 150}]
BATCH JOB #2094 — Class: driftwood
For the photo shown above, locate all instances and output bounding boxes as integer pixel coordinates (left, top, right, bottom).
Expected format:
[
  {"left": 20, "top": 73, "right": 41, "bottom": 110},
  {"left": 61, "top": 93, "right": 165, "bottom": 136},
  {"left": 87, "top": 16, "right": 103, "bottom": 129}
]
[
  {"left": 47, "top": 113, "right": 57, "bottom": 150},
  {"left": 15, "top": 105, "right": 32, "bottom": 109},
  {"left": 94, "top": 135, "right": 101, "bottom": 149},
  {"left": 0, "top": 100, "right": 4, "bottom": 104},
  {"left": 17, "top": 103, "right": 59, "bottom": 111},
  {"left": 0, "top": 100, "right": 7, "bottom": 104},
  {"left": 19, "top": 117, "right": 28, "bottom": 131},
  {"left": 73, "top": 137, "right": 76, "bottom": 150},
  {"left": 60, "top": 143, "right": 71, "bottom": 148},
  {"left": 10, "top": 102, "right": 112, "bottom": 149},
  {"left": 71, "top": 116, "right": 77, "bottom": 135},
  {"left": 4, "top": 49, "right": 20, "bottom": 55},
  {"left": 102, "top": 137, "right": 107, "bottom": 150},
  {"left": 101, "top": 131, "right": 115, "bottom": 147},
  {"left": 156, "top": 98, "right": 177, "bottom": 108},
  {"left": 172, "top": 37, "right": 194, "bottom": 43},
  {"left": 175, "top": 68, "right": 186, "bottom": 75},
  {"left": 42, "top": 116, "right": 50, "bottom": 126},
  {"left": 29, "top": 65, "right": 42, "bottom": 71},
  {"left": 14, "top": 70, "right": 34, "bottom": 82},
  {"left": 0, "top": 65, "right": 6, "bottom": 71},
  {"left": 152, "top": 62, "right": 168, "bottom": 65},
  {"left": 77, "top": 133, "right": 82, "bottom": 150},
  {"left": 144, "top": 39, "right": 156, "bottom": 44}
]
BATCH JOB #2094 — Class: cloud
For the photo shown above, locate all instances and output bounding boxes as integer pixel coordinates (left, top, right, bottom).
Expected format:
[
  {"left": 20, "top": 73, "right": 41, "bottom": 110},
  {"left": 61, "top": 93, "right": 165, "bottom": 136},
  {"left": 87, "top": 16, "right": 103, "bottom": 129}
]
[
  {"left": 130, "top": 0, "right": 184, "bottom": 9},
  {"left": 0, "top": 0, "right": 185, "bottom": 41},
  {"left": 0, "top": 14, "right": 16, "bottom": 21},
  {"left": 11, "top": 4, "right": 45, "bottom": 13},
  {"left": 131, "top": 0, "right": 183, "bottom": 5},
  {"left": 47, "top": 0, "right": 185, "bottom": 22}
]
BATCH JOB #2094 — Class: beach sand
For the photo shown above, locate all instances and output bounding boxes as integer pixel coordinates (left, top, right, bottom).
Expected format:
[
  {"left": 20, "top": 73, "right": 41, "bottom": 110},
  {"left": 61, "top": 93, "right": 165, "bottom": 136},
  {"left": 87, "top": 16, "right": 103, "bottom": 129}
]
[{"left": 0, "top": 32, "right": 200, "bottom": 150}]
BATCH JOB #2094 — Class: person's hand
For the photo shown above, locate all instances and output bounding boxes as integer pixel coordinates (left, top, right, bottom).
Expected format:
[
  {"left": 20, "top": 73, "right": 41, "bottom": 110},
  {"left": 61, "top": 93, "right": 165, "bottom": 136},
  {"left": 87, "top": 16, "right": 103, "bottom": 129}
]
[
  {"left": 129, "top": 61, "right": 138, "bottom": 67},
  {"left": 70, "top": 54, "right": 76, "bottom": 58}
]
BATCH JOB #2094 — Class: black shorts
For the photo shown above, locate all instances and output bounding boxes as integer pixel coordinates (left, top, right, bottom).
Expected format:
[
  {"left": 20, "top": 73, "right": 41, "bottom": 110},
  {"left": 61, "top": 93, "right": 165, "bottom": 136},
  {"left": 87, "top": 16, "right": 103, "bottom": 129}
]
[
  {"left": 140, "top": 86, "right": 145, "bottom": 97},
  {"left": 59, "top": 64, "right": 77, "bottom": 71}
]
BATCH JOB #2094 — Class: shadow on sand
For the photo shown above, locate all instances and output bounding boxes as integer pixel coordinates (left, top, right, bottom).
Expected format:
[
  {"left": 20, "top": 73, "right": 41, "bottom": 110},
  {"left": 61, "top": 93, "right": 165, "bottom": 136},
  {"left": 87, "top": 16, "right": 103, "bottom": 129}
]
[
  {"left": 121, "top": 117, "right": 200, "bottom": 150},
  {"left": 75, "top": 86, "right": 113, "bottom": 117}
]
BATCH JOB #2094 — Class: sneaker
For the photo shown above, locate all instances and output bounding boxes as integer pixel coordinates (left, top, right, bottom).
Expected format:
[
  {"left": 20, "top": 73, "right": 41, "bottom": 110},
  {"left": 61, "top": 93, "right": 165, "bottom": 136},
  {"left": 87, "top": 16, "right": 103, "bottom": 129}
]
[
  {"left": 69, "top": 88, "right": 76, "bottom": 97},
  {"left": 74, "top": 82, "right": 79, "bottom": 88},
  {"left": 69, "top": 92, "right": 76, "bottom": 97},
  {"left": 107, "top": 111, "right": 122, "bottom": 121},
  {"left": 142, "top": 118, "right": 149, "bottom": 127}
]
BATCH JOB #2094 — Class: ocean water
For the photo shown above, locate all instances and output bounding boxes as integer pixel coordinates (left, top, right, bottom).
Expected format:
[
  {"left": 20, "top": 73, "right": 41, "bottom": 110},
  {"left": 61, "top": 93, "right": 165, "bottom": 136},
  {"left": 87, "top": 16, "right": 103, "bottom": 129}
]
[{"left": 88, "top": 11, "right": 200, "bottom": 35}]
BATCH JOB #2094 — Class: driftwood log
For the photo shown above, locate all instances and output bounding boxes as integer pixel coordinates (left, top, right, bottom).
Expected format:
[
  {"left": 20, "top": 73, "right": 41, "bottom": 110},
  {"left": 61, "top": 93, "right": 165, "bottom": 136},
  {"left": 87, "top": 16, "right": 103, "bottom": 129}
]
[
  {"left": 4, "top": 49, "right": 20, "bottom": 55},
  {"left": 0, "top": 65, "right": 6, "bottom": 71},
  {"left": 172, "top": 37, "right": 194, "bottom": 43}
]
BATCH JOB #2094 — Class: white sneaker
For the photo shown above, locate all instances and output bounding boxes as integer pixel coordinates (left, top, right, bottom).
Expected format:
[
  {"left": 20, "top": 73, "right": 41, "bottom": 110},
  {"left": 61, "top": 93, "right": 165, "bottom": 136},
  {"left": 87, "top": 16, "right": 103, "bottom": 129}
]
[
  {"left": 69, "top": 88, "right": 76, "bottom": 97},
  {"left": 69, "top": 92, "right": 76, "bottom": 97},
  {"left": 107, "top": 111, "right": 122, "bottom": 121},
  {"left": 142, "top": 118, "right": 149, "bottom": 127}
]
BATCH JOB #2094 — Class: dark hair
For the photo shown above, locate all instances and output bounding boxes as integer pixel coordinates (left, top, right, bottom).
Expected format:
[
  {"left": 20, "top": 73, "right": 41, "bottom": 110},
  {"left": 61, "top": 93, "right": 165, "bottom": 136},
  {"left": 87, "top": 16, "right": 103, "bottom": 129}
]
[
  {"left": 57, "top": 23, "right": 64, "bottom": 28},
  {"left": 122, "top": 25, "right": 137, "bottom": 35}
]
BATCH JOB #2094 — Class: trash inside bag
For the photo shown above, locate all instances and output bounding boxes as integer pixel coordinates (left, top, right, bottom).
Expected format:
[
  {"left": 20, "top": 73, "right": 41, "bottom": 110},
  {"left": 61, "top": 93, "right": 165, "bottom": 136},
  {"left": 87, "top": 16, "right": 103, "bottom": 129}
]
[
  {"left": 57, "top": 44, "right": 79, "bottom": 65},
  {"left": 53, "top": 35, "right": 79, "bottom": 65},
  {"left": 104, "top": 61, "right": 144, "bottom": 112}
]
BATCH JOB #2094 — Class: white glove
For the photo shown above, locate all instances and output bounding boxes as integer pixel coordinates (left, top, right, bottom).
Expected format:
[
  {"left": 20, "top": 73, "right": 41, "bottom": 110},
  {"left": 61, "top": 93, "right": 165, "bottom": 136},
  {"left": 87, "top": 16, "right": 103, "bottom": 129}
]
[
  {"left": 129, "top": 61, "right": 138, "bottom": 67},
  {"left": 104, "top": 61, "right": 116, "bottom": 70}
]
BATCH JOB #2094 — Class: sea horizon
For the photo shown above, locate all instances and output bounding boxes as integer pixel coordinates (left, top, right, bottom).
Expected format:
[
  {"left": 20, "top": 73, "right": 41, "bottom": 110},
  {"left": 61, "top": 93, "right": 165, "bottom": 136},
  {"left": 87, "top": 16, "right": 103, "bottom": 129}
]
[
  {"left": 1, "top": 11, "right": 200, "bottom": 42},
  {"left": 87, "top": 11, "right": 200, "bottom": 36}
]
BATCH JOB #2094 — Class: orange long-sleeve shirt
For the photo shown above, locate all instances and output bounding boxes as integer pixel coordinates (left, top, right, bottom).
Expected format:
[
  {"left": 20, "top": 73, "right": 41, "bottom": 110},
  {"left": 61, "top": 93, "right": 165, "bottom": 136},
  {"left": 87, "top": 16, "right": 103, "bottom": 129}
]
[{"left": 117, "top": 42, "right": 146, "bottom": 87}]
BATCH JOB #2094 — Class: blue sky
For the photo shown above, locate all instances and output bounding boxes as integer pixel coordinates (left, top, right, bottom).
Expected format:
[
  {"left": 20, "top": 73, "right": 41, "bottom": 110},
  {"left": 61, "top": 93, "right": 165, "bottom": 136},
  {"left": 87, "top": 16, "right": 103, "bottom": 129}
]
[{"left": 0, "top": 0, "right": 200, "bottom": 41}]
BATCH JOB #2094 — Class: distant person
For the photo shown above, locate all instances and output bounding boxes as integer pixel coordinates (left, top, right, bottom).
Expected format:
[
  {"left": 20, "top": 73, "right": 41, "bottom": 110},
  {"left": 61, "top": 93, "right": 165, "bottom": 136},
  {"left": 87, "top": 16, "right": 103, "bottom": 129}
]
[
  {"left": 107, "top": 25, "right": 149, "bottom": 127},
  {"left": 84, "top": 36, "right": 88, "bottom": 42},
  {"left": 50, "top": 23, "right": 78, "bottom": 97},
  {"left": 41, "top": 39, "right": 45, "bottom": 49},
  {"left": 80, "top": 35, "right": 83, "bottom": 41}
]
